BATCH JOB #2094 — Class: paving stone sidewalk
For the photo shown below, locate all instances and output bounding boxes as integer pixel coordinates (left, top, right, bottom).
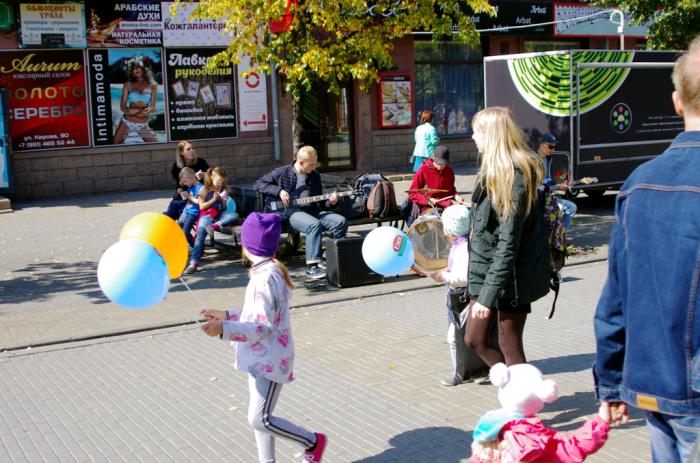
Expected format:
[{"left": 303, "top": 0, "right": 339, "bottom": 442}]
[
  {"left": 0, "top": 168, "right": 614, "bottom": 350},
  {"left": 0, "top": 261, "right": 648, "bottom": 462}
]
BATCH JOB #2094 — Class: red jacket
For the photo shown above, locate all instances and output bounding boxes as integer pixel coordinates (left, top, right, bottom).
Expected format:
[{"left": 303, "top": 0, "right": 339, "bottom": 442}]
[{"left": 408, "top": 159, "right": 457, "bottom": 212}]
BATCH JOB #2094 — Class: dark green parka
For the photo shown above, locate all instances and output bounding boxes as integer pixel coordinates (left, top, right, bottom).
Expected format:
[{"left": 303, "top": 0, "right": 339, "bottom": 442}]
[{"left": 468, "top": 170, "right": 550, "bottom": 309}]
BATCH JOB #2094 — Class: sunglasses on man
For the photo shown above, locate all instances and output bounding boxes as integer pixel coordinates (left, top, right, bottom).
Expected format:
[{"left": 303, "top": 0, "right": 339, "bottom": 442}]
[{"left": 546, "top": 144, "right": 556, "bottom": 149}]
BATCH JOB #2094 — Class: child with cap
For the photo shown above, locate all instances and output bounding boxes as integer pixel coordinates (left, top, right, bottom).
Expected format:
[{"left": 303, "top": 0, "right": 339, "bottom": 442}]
[
  {"left": 407, "top": 145, "right": 463, "bottom": 217},
  {"left": 430, "top": 204, "right": 486, "bottom": 386},
  {"left": 470, "top": 363, "right": 609, "bottom": 462},
  {"left": 200, "top": 212, "right": 328, "bottom": 463}
]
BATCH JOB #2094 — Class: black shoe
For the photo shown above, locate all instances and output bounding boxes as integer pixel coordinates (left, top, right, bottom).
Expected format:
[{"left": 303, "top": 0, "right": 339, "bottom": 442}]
[{"left": 305, "top": 265, "right": 326, "bottom": 280}]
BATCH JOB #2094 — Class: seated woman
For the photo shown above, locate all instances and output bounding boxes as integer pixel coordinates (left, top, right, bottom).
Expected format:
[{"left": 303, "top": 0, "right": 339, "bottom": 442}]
[{"left": 407, "top": 145, "right": 462, "bottom": 222}]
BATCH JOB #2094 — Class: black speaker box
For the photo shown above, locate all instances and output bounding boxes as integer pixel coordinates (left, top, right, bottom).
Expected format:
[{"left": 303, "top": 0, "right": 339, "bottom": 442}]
[{"left": 325, "top": 237, "right": 384, "bottom": 288}]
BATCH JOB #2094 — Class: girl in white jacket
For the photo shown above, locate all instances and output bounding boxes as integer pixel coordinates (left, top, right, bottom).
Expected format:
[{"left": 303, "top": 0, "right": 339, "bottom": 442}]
[
  {"left": 430, "top": 205, "right": 481, "bottom": 386},
  {"left": 201, "top": 212, "right": 327, "bottom": 463}
]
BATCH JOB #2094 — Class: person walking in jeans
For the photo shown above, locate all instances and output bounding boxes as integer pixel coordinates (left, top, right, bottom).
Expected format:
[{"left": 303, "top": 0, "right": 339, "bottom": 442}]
[
  {"left": 593, "top": 35, "right": 700, "bottom": 463},
  {"left": 254, "top": 146, "right": 347, "bottom": 279}
]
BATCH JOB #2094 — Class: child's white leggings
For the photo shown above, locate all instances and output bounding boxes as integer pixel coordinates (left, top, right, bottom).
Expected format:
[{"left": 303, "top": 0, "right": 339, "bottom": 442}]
[{"left": 248, "top": 375, "right": 316, "bottom": 463}]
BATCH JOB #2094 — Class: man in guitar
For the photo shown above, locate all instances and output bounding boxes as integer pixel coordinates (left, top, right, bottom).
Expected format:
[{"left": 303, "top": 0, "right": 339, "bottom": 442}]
[
  {"left": 254, "top": 146, "right": 348, "bottom": 279},
  {"left": 538, "top": 133, "right": 577, "bottom": 231}
]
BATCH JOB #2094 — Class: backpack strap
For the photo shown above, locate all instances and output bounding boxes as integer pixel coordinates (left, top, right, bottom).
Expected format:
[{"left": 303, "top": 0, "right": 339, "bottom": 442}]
[{"left": 547, "top": 270, "right": 560, "bottom": 319}]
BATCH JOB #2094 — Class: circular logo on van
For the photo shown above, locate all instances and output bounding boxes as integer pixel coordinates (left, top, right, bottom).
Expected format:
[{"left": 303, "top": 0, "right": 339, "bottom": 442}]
[{"left": 610, "top": 103, "right": 632, "bottom": 133}]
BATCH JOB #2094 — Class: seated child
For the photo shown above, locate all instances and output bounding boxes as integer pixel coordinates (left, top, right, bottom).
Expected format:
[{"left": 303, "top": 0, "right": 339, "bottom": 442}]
[
  {"left": 470, "top": 363, "right": 609, "bottom": 462},
  {"left": 185, "top": 167, "right": 239, "bottom": 274},
  {"left": 177, "top": 167, "right": 203, "bottom": 246}
]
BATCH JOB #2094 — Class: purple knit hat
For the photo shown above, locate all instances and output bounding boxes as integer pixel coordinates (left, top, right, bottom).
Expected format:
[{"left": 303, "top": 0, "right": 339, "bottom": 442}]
[{"left": 241, "top": 212, "right": 281, "bottom": 257}]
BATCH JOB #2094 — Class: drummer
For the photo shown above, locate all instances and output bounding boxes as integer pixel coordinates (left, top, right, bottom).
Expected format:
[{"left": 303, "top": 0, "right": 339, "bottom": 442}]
[{"left": 407, "top": 145, "right": 462, "bottom": 216}]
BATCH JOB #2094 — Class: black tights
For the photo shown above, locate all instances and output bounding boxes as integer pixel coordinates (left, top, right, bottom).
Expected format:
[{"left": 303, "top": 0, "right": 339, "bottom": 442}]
[{"left": 465, "top": 309, "right": 528, "bottom": 366}]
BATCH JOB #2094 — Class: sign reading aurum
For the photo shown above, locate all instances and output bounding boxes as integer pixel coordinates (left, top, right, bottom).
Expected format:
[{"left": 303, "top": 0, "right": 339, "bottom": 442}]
[
  {"left": 0, "top": 49, "right": 89, "bottom": 151},
  {"left": 0, "top": 53, "right": 82, "bottom": 73}
]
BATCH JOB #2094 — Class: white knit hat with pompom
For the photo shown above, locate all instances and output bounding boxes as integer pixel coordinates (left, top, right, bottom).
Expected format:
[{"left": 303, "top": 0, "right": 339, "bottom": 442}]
[
  {"left": 489, "top": 363, "right": 559, "bottom": 417},
  {"left": 441, "top": 204, "right": 471, "bottom": 237}
]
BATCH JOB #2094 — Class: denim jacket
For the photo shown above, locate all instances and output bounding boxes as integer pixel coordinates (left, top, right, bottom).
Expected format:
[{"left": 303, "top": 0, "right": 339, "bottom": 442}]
[{"left": 594, "top": 131, "right": 700, "bottom": 415}]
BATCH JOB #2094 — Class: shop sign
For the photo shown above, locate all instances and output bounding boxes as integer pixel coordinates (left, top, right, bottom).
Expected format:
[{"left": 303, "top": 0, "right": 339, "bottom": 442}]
[
  {"left": 86, "top": 0, "right": 162, "bottom": 47},
  {"left": 0, "top": 49, "right": 89, "bottom": 151},
  {"left": 237, "top": 54, "right": 268, "bottom": 132},
  {"left": 19, "top": 2, "right": 86, "bottom": 48},
  {"left": 468, "top": 1, "right": 553, "bottom": 35},
  {"left": 165, "top": 47, "right": 237, "bottom": 141},
  {"left": 161, "top": 2, "right": 231, "bottom": 47}
]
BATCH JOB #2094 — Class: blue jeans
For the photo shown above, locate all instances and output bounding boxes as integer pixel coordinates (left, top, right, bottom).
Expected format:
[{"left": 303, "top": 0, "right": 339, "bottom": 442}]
[
  {"left": 557, "top": 197, "right": 577, "bottom": 231},
  {"left": 214, "top": 211, "right": 239, "bottom": 227},
  {"left": 177, "top": 212, "right": 198, "bottom": 247},
  {"left": 288, "top": 210, "right": 347, "bottom": 265},
  {"left": 646, "top": 412, "right": 700, "bottom": 463},
  {"left": 190, "top": 215, "right": 214, "bottom": 265},
  {"left": 165, "top": 198, "right": 186, "bottom": 220}
]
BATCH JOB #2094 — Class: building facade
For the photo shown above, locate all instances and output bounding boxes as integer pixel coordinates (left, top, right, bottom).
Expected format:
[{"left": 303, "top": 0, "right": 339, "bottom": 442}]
[{"left": 0, "top": 0, "right": 648, "bottom": 200}]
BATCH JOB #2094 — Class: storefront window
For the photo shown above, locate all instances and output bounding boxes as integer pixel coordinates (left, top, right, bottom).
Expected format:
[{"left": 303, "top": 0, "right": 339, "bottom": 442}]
[{"left": 414, "top": 41, "right": 483, "bottom": 137}]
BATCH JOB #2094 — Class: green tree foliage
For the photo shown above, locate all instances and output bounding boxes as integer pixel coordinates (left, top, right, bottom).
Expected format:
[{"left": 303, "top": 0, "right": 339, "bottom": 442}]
[
  {"left": 591, "top": 0, "right": 700, "bottom": 50},
  {"left": 172, "top": 0, "right": 493, "bottom": 99}
]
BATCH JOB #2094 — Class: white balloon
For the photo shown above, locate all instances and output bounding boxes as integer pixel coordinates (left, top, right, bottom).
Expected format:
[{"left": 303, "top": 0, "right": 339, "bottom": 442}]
[{"left": 361, "top": 226, "right": 415, "bottom": 276}]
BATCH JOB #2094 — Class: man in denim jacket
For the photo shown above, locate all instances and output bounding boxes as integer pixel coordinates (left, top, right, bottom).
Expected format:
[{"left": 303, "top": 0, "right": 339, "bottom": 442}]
[{"left": 594, "top": 35, "right": 700, "bottom": 463}]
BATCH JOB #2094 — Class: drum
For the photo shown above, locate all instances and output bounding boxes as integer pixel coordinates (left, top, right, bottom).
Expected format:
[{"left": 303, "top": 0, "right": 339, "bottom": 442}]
[{"left": 406, "top": 214, "right": 452, "bottom": 274}]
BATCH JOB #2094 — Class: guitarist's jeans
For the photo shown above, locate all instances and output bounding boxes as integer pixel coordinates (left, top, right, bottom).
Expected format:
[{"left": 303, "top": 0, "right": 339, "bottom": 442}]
[
  {"left": 288, "top": 210, "right": 348, "bottom": 265},
  {"left": 557, "top": 198, "right": 577, "bottom": 231}
]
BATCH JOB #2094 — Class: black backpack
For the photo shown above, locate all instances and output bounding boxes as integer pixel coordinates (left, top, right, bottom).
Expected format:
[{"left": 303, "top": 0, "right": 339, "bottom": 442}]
[
  {"left": 539, "top": 186, "right": 568, "bottom": 319},
  {"left": 353, "top": 172, "right": 390, "bottom": 197}
]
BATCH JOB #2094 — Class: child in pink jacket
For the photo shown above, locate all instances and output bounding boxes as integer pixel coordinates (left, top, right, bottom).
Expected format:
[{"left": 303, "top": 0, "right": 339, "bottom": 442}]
[
  {"left": 200, "top": 212, "right": 327, "bottom": 463},
  {"left": 470, "top": 363, "right": 609, "bottom": 462}
]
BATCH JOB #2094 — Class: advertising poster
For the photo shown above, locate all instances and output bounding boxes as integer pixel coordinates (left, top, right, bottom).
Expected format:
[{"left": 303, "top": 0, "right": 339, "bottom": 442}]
[
  {"left": 0, "top": 49, "right": 89, "bottom": 151},
  {"left": 379, "top": 73, "right": 413, "bottom": 128},
  {"left": 0, "top": 1, "right": 19, "bottom": 49},
  {"left": 87, "top": 47, "right": 166, "bottom": 145},
  {"left": 86, "top": 0, "right": 162, "bottom": 47},
  {"left": 19, "top": 2, "right": 86, "bottom": 48},
  {"left": 165, "top": 47, "right": 236, "bottom": 141},
  {"left": 237, "top": 54, "right": 268, "bottom": 132},
  {"left": 161, "top": 1, "right": 231, "bottom": 47}
]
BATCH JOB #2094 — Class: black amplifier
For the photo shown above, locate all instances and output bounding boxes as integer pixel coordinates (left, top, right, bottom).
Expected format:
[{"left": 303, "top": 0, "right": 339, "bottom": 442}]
[{"left": 325, "top": 237, "right": 384, "bottom": 288}]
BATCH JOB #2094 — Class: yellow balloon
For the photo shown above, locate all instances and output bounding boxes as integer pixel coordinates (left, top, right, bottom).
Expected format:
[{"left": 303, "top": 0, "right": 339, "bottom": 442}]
[{"left": 119, "top": 212, "right": 188, "bottom": 279}]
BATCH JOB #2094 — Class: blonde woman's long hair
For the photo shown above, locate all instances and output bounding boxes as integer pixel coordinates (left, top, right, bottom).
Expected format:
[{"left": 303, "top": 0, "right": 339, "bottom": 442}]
[{"left": 472, "top": 107, "right": 543, "bottom": 222}]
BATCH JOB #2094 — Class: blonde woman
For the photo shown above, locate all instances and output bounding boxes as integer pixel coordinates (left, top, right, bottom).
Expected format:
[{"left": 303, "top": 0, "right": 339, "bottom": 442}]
[{"left": 465, "top": 107, "right": 550, "bottom": 367}]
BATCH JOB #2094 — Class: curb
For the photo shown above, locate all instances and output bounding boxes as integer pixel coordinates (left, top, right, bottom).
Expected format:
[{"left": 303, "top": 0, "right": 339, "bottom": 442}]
[{"left": 0, "top": 257, "right": 606, "bottom": 353}]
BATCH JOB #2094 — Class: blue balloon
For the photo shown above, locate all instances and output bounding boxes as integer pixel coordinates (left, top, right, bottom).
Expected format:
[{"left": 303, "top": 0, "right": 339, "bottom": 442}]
[
  {"left": 97, "top": 239, "right": 170, "bottom": 310},
  {"left": 362, "top": 226, "right": 415, "bottom": 276}
]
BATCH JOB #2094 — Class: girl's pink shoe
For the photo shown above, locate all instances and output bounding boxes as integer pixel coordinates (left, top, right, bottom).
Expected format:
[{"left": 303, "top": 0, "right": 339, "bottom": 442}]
[{"left": 304, "top": 433, "right": 327, "bottom": 462}]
